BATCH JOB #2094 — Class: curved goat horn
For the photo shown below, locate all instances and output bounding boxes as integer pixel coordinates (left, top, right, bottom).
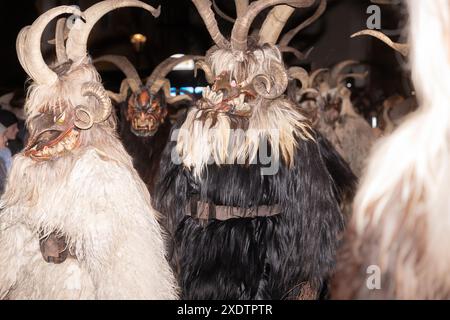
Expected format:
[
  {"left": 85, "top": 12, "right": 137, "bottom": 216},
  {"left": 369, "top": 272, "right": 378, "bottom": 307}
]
[
  {"left": 148, "top": 55, "right": 204, "bottom": 94},
  {"left": 242, "top": 61, "right": 289, "bottom": 99},
  {"left": 192, "top": 0, "right": 230, "bottom": 49},
  {"left": 16, "top": 6, "right": 82, "bottom": 85},
  {"left": 279, "top": 45, "right": 313, "bottom": 60},
  {"left": 94, "top": 55, "right": 142, "bottom": 93},
  {"left": 235, "top": 0, "right": 249, "bottom": 18},
  {"left": 259, "top": 5, "right": 296, "bottom": 45},
  {"left": 330, "top": 60, "right": 360, "bottom": 86},
  {"left": 47, "top": 18, "right": 69, "bottom": 63},
  {"left": 231, "top": 0, "right": 316, "bottom": 52},
  {"left": 194, "top": 60, "right": 215, "bottom": 84},
  {"left": 278, "top": 0, "right": 326, "bottom": 46},
  {"left": 212, "top": 0, "right": 235, "bottom": 23},
  {"left": 289, "top": 66, "right": 310, "bottom": 89},
  {"left": 66, "top": 0, "right": 160, "bottom": 62},
  {"left": 309, "top": 68, "right": 328, "bottom": 87},
  {"left": 55, "top": 18, "right": 69, "bottom": 63},
  {"left": 74, "top": 82, "right": 111, "bottom": 130},
  {"left": 351, "top": 29, "right": 409, "bottom": 57}
]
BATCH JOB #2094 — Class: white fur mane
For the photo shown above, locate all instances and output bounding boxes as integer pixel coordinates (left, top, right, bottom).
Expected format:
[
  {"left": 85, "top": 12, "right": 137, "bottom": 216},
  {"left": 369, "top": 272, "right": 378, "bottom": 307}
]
[{"left": 351, "top": 0, "right": 450, "bottom": 298}]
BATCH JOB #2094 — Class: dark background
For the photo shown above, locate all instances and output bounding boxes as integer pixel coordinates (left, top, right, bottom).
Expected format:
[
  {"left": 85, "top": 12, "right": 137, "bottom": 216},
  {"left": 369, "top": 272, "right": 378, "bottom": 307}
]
[{"left": 0, "top": 0, "right": 409, "bottom": 116}]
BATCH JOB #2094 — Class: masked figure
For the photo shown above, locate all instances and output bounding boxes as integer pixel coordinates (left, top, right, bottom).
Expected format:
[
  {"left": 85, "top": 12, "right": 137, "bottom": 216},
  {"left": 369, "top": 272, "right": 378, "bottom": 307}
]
[{"left": 154, "top": 0, "right": 355, "bottom": 300}]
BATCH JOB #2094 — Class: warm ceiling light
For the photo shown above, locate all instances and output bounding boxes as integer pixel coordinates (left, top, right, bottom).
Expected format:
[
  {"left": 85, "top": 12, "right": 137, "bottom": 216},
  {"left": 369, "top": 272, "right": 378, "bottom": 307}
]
[{"left": 130, "top": 33, "right": 147, "bottom": 52}]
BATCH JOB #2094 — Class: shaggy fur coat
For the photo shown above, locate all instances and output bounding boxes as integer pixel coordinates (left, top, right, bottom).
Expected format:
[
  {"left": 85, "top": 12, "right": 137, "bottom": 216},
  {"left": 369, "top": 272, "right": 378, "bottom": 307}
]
[
  {"left": 117, "top": 102, "right": 175, "bottom": 197},
  {"left": 155, "top": 121, "right": 355, "bottom": 300}
]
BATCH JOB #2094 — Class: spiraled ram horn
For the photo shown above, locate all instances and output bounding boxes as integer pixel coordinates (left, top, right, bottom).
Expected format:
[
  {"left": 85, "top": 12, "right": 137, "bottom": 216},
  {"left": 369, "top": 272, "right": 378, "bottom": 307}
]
[
  {"left": 16, "top": 6, "right": 82, "bottom": 85},
  {"left": 289, "top": 66, "right": 309, "bottom": 89},
  {"left": 351, "top": 29, "right": 409, "bottom": 57},
  {"left": 192, "top": 0, "right": 230, "bottom": 49},
  {"left": 67, "top": 0, "right": 160, "bottom": 62},
  {"left": 94, "top": 55, "right": 142, "bottom": 93},
  {"left": 231, "top": 0, "right": 315, "bottom": 52},
  {"left": 245, "top": 62, "right": 289, "bottom": 99},
  {"left": 74, "top": 82, "right": 111, "bottom": 130}
]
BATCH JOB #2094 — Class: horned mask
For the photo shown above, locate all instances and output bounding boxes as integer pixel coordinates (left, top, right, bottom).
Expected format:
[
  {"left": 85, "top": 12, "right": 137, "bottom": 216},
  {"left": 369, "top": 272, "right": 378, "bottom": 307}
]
[{"left": 17, "top": 0, "right": 160, "bottom": 161}]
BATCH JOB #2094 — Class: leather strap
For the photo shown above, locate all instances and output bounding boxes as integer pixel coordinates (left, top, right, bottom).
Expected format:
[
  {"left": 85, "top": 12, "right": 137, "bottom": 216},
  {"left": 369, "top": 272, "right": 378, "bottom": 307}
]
[{"left": 186, "top": 199, "right": 281, "bottom": 222}]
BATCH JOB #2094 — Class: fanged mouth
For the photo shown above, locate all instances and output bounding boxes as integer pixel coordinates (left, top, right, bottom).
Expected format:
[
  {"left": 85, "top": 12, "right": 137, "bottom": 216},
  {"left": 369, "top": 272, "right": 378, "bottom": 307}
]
[
  {"left": 199, "top": 87, "right": 253, "bottom": 116},
  {"left": 25, "top": 128, "right": 80, "bottom": 161},
  {"left": 131, "top": 118, "right": 158, "bottom": 137}
]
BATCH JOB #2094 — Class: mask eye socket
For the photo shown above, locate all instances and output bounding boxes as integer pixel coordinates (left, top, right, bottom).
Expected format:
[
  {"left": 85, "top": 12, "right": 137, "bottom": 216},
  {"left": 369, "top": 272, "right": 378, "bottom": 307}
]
[
  {"left": 54, "top": 111, "right": 66, "bottom": 125},
  {"left": 150, "top": 101, "right": 159, "bottom": 111}
]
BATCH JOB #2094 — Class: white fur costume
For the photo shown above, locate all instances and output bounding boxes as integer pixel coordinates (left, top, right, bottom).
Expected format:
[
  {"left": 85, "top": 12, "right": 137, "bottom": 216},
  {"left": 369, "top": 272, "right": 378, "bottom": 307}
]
[{"left": 0, "top": 0, "right": 177, "bottom": 300}]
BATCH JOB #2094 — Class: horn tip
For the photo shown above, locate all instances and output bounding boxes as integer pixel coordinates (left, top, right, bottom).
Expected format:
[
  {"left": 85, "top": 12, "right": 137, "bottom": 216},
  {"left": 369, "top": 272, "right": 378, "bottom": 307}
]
[
  {"left": 154, "top": 5, "right": 161, "bottom": 18},
  {"left": 351, "top": 29, "right": 376, "bottom": 39}
]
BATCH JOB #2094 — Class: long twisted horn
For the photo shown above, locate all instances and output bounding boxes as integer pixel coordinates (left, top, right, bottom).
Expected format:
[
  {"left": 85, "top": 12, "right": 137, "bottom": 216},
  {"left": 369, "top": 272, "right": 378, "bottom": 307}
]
[
  {"left": 47, "top": 18, "right": 69, "bottom": 63},
  {"left": 192, "top": 0, "right": 230, "bottom": 49},
  {"left": 235, "top": 0, "right": 249, "bottom": 18},
  {"left": 259, "top": 5, "right": 295, "bottom": 45},
  {"left": 278, "top": 0, "right": 326, "bottom": 46},
  {"left": 74, "top": 82, "right": 111, "bottom": 130},
  {"left": 231, "top": 0, "right": 316, "bottom": 52},
  {"left": 94, "top": 55, "right": 142, "bottom": 93},
  {"left": 148, "top": 55, "right": 204, "bottom": 94},
  {"left": 16, "top": 6, "right": 82, "bottom": 85},
  {"left": 351, "top": 30, "right": 409, "bottom": 57},
  {"left": 66, "top": 0, "right": 160, "bottom": 62}
]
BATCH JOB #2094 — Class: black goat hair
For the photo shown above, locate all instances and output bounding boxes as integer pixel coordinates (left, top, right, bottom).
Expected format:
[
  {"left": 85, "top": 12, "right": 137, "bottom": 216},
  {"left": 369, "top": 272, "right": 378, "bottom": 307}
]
[
  {"left": 117, "top": 102, "right": 182, "bottom": 196},
  {"left": 154, "top": 123, "right": 356, "bottom": 300}
]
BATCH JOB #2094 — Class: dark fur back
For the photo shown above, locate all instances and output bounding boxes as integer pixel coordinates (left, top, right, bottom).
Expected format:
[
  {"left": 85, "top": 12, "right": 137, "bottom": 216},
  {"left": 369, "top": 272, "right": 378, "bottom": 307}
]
[
  {"left": 316, "top": 132, "right": 357, "bottom": 206},
  {"left": 118, "top": 102, "right": 172, "bottom": 196},
  {"left": 154, "top": 125, "right": 351, "bottom": 299}
]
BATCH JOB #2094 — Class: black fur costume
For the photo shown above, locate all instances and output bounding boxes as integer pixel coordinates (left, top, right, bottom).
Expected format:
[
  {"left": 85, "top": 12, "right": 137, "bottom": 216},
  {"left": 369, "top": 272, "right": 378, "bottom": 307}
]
[
  {"left": 116, "top": 99, "right": 187, "bottom": 196},
  {"left": 155, "top": 123, "right": 356, "bottom": 299}
]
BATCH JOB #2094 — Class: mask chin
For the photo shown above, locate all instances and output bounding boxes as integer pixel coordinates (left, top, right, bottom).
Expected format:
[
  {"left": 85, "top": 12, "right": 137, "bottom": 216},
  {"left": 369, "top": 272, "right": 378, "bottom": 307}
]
[{"left": 130, "top": 126, "right": 158, "bottom": 137}]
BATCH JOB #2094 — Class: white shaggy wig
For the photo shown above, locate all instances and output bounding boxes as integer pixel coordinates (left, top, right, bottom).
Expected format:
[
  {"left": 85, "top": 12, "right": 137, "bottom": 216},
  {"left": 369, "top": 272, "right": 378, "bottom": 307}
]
[
  {"left": 335, "top": 0, "right": 450, "bottom": 299},
  {"left": 177, "top": 44, "right": 313, "bottom": 178}
]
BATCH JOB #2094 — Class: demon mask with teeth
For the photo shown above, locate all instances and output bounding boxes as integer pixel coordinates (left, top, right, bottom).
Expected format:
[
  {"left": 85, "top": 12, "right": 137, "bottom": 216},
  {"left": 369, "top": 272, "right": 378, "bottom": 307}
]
[
  {"left": 94, "top": 54, "right": 203, "bottom": 137},
  {"left": 24, "top": 78, "right": 111, "bottom": 161},
  {"left": 175, "top": 0, "right": 317, "bottom": 176}
]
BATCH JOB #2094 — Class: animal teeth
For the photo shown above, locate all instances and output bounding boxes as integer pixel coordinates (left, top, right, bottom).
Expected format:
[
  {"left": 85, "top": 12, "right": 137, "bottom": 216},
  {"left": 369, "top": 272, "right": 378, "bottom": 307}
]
[{"left": 56, "top": 144, "right": 64, "bottom": 153}]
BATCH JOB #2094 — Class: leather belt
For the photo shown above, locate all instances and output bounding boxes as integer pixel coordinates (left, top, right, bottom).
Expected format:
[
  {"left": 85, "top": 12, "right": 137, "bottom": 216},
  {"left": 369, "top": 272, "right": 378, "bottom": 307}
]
[{"left": 186, "top": 199, "right": 281, "bottom": 222}]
